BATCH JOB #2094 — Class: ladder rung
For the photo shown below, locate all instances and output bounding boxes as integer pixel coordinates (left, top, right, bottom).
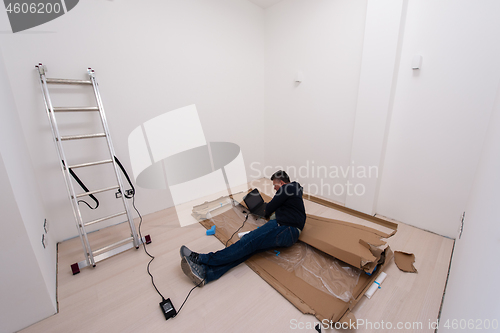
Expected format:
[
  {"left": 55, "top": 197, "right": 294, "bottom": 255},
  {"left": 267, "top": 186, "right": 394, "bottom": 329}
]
[
  {"left": 46, "top": 78, "right": 92, "bottom": 85},
  {"left": 75, "top": 186, "right": 119, "bottom": 198},
  {"left": 53, "top": 107, "right": 99, "bottom": 112},
  {"left": 84, "top": 211, "right": 127, "bottom": 227},
  {"left": 92, "top": 237, "right": 134, "bottom": 256},
  {"left": 60, "top": 133, "right": 106, "bottom": 141},
  {"left": 69, "top": 159, "right": 113, "bottom": 169}
]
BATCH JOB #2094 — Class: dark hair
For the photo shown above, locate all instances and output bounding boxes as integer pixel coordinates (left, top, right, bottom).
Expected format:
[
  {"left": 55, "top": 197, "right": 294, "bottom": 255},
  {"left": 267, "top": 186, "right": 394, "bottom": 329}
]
[{"left": 271, "top": 170, "right": 290, "bottom": 183}]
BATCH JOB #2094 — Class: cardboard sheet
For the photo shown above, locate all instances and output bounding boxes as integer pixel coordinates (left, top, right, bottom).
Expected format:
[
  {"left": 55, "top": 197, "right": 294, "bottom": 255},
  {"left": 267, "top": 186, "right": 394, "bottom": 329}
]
[
  {"left": 394, "top": 251, "right": 418, "bottom": 273},
  {"left": 193, "top": 191, "right": 397, "bottom": 323},
  {"left": 234, "top": 189, "right": 394, "bottom": 274},
  {"left": 299, "top": 215, "right": 390, "bottom": 274}
]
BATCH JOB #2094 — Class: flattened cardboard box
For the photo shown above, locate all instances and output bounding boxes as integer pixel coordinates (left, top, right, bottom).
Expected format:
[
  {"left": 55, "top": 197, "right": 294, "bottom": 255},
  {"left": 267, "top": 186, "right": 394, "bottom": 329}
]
[
  {"left": 231, "top": 189, "right": 397, "bottom": 274},
  {"left": 197, "top": 190, "right": 397, "bottom": 323}
]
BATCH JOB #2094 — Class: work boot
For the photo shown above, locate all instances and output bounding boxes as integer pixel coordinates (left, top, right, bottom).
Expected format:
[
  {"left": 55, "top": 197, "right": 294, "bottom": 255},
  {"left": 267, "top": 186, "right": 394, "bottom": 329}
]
[
  {"left": 180, "top": 245, "right": 200, "bottom": 264},
  {"left": 181, "top": 256, "right": 206, "bottom": 286}
]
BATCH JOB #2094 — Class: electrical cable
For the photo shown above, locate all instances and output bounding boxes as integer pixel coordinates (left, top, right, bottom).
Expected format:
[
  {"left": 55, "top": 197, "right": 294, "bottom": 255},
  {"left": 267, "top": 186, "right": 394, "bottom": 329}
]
[
  {"left": 132, "top": 193, "right": 166, "bottom": 301},
  {"left": 133, "top": 191, "right": 203, "bottom": 317},
  {"left": 133, "top": 192, "right": 250, "bottom": 317},
  {"left": 96, "top": 157, "right": 199, "bottom": 317},
  {"left": 175, "top": 279, "right": 205, "bottom": 315},
  {"left": 176, "top": 210, "right": 250, "bottom": 315},
  {"left": 225, "top": 213, "right": 249, "bottom": 247}
]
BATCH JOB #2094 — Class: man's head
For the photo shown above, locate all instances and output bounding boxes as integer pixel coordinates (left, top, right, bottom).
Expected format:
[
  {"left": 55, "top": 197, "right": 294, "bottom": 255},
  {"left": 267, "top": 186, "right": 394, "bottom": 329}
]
[{"left": 271, "top": 170, "right": 290, "bottom": 191}]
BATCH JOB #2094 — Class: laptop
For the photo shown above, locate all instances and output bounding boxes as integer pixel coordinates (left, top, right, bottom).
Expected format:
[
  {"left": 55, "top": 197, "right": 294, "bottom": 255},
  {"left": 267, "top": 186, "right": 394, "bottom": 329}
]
[{"left": 243, "top": 189, "right": 267, "bottom": 218}]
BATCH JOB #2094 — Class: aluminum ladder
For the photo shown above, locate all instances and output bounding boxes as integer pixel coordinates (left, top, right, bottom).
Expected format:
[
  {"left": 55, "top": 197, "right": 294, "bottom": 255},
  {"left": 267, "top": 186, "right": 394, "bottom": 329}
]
[{"left": 35, "top": 64, "right": 150, "bottom": 274}]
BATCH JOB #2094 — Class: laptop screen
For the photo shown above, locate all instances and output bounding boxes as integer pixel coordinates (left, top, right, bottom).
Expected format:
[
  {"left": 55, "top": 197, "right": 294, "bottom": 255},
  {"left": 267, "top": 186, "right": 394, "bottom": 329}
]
[{"left": 243, "top": 189, "right": 264, "bottom": 211}]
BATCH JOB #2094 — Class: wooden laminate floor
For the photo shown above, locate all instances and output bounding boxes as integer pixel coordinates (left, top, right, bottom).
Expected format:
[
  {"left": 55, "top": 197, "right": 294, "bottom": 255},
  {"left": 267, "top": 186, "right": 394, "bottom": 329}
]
[{"left": 20, "top": 179, "right": 454, "bottom": 332}]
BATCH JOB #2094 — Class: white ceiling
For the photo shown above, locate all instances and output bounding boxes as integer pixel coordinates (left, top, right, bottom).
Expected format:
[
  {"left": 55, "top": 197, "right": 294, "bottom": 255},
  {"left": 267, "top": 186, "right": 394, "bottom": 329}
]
[{"left": 247, "top": 0, "right": 284, "bottom": 9}]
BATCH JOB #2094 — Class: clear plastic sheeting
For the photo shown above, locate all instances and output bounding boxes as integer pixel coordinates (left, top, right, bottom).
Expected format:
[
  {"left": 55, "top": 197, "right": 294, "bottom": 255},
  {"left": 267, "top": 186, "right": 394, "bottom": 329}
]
[
  {"left": 261, "top": 242, "right": 362, "bottom": 302},
  {"left": 192, "top": 198, "right": 362, "bottom": 302},
  {"left": 191, "top": 196, "right": 233, "bottom": 221}
]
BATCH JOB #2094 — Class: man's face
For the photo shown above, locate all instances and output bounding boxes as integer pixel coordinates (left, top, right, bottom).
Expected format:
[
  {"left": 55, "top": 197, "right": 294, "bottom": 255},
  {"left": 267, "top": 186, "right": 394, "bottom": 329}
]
[{"left": 273, "top": 179, "right": 284, "bottom": 192}]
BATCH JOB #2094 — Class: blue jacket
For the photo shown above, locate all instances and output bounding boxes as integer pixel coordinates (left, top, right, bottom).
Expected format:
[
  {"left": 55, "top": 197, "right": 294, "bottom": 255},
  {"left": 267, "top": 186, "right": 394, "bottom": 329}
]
[{"left": 265, "top": 181, "right": 306, "bottom": 230}]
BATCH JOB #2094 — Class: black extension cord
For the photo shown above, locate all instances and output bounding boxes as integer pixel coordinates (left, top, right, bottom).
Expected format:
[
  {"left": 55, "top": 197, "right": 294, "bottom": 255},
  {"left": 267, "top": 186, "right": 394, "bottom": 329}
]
[
  {"left": 133, "top": 194, "right": 165, "bottom": 300},
  {"left": 135, "top": 198, "right": 251, "bottom": 319},
  {"left": 132, "top": 193, "right": 204, "bottom": 320},
  {"left": 225, "top": 213, "right": 249, "bottom": 247}
]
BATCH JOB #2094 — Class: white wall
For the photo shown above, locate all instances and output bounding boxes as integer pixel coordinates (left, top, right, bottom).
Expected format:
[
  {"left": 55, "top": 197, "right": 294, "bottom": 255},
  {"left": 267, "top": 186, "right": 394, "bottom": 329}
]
[
  {"left": 263, "top": 0, "right": 499, "bottom": 239},
  {"left": 438, "top": 78, "right": 500, "bottom": 332},
  {"left": 0, "top": 0, "right": 266, "bottom": 241},
  {"left": 0, "top": 155, "right": 56, "bottom": 333},
  {"left": 0, "top": 50, "right": 56, "bottom": 332},
  {"left": 345, "top": 0, "right": 406, "bottom": 215},
  {"left": 264, "top": 0, "right": 368, "bottom": 202},
  {"left": 2, "top": 0, "right": 500, "bottom": 330},
  {"left": 376, "top": 0, "right": 500, "bottom": 238},
  {"left": 5, "top": 0, "right": 494, "bottom": 245}
]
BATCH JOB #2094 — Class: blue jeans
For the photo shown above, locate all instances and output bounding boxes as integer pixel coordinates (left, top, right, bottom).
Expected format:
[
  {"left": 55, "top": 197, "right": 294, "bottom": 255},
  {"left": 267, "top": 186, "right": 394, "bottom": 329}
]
[{"left": 198, "top": 219, "right": 300, "bottom": 283}]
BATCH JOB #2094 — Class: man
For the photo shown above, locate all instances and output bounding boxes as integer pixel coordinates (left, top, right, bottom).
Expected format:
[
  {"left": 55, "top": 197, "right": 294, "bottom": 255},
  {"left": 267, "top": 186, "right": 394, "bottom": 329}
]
[{"left": 179, "top": 170, "right": 306, "bottom": 286}]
